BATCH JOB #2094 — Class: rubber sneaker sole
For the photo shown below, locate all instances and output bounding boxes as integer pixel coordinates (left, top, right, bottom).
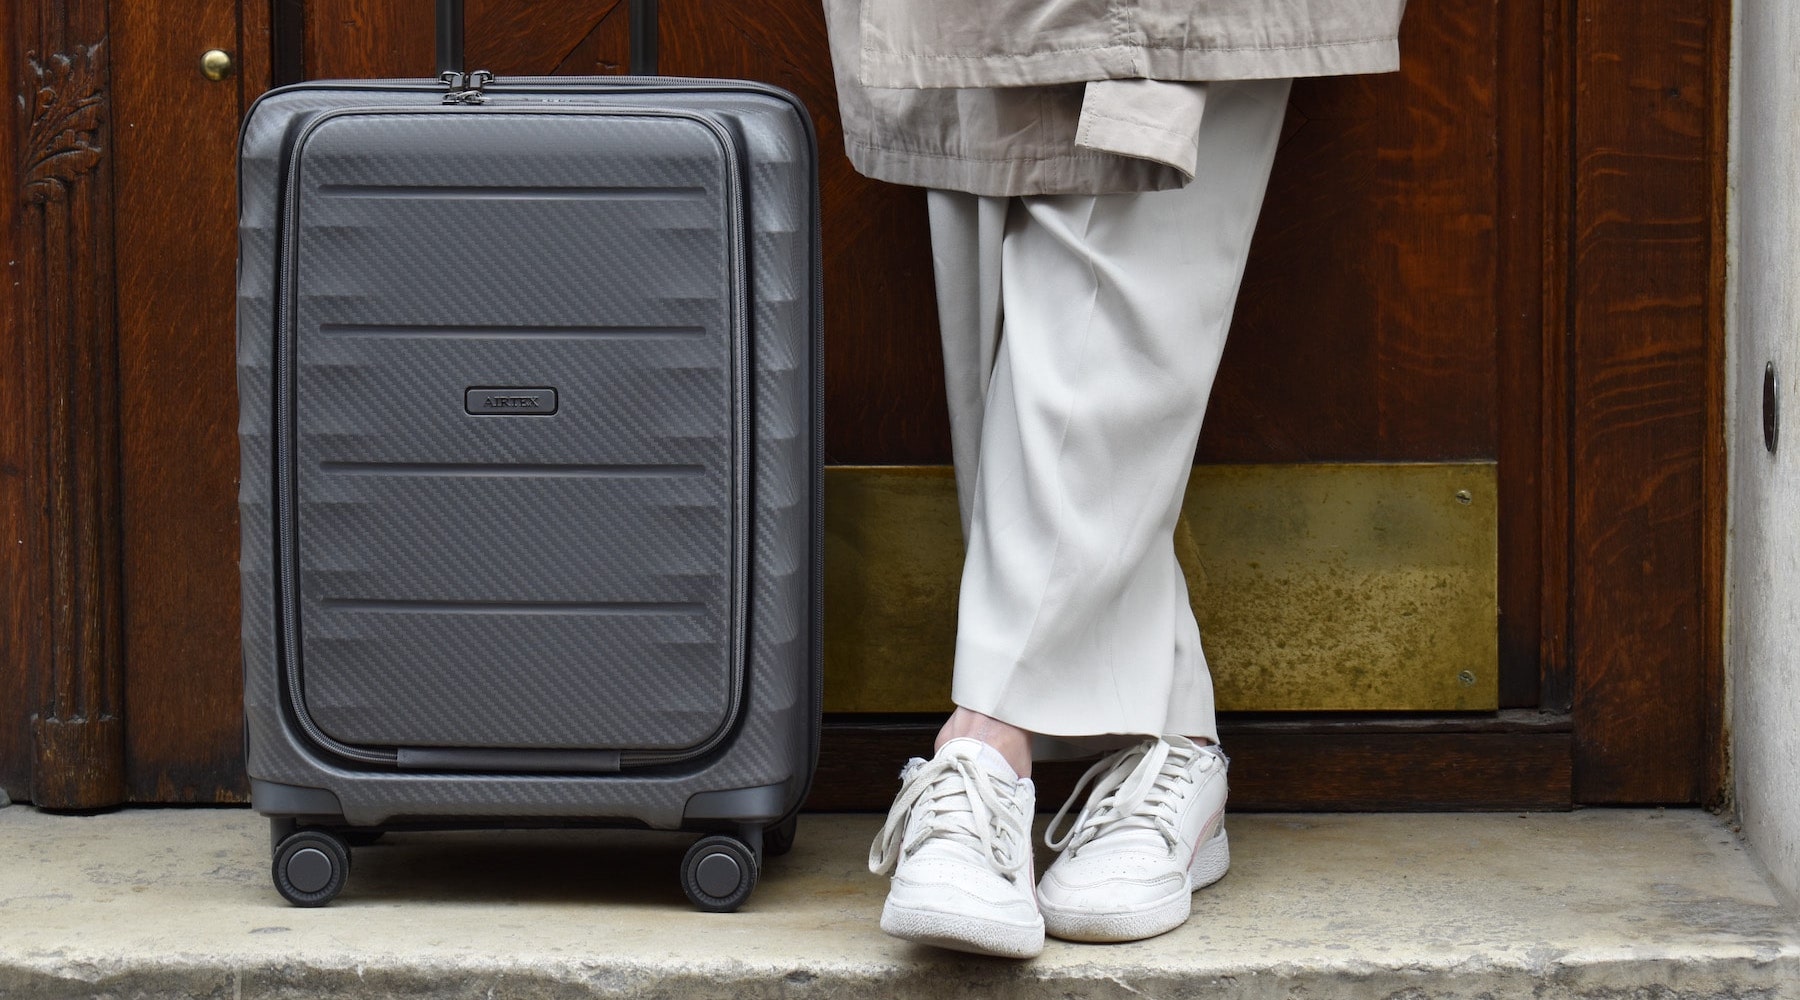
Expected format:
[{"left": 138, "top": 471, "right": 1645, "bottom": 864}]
[
  {"left": 1041, "top": 827, "right": 1231, "bottom": 943},
  {"left": 881, "top": 899, "right": 1046, "bottom": 958}
]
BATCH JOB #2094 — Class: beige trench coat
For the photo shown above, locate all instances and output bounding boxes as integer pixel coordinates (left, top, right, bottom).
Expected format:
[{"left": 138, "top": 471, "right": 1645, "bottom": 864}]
[{"left": 823, "top": 0, "right": 1408, "bottom": 195}]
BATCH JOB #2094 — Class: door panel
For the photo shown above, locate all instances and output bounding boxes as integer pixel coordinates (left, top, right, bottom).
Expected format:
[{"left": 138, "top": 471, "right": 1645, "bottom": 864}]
[
  {"left": 2, "top": 0, "right": 1720, "bottom": 806},
  {"left": 1568, "top": 2, "right": 1724, "bottom": 804},
  {"left": 112, "top": 0, "right": 260, "bottom": 801},
  {"left": 2, "top": 0, "right": 128, "bottom": 808},
  {"left": 0, "top": 0, "right": 28, "bottom": 800},
  {"left": 1217, "top": 0, "right": 1498, "bottom": 464},
  {"left": 304, "top": 0, "right": 434, "bottom": 79}
]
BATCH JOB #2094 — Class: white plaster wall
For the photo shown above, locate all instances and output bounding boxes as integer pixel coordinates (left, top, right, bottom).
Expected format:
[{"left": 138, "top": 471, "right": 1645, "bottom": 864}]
[{"left": 1732, "top": 0, "right": 1800, "bottom": 908}]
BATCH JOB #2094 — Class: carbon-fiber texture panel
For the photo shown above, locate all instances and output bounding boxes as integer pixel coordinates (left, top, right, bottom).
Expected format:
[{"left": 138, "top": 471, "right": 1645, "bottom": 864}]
[
  {"left": 291, "top": 111, "right": 738, "bottom": 751},
  {"left": 238, "top": 78, "right": 819, "bottom": 829}
]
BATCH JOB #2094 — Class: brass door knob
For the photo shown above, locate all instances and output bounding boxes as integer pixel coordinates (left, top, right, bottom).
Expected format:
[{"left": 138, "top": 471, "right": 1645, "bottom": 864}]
[{"left": 200, "top": 48, "right": 235, "bottom": 81}]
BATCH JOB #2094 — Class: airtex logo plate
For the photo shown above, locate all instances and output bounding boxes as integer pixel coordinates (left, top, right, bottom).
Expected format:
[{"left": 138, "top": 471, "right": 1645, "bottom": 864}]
[{"left": 465, "top": 387, "right": 558, "bottom": 415}]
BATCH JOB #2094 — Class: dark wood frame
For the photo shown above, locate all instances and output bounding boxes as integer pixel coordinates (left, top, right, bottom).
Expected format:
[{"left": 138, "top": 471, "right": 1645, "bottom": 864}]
[
  {"left": 811, "top": 712, "right": 1574, "bottom": 812},
  {"left": 2, "top": 0, "right": 127, "bottom": 809},
  {"left": 1564, "top": 0, "right": 1731, "bottom": 806},
  {"left": 0, "top": 0, "right": 1732, "bottom": 810}
]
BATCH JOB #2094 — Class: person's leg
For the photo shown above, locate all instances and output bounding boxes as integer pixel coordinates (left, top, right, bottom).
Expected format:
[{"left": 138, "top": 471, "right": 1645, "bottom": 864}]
[
  {"left": 927, "top": 188, "right": 1008, "bottom": 541},
  {"left": 934, "top": 707, "right": 1033, "bottom": 777},
  {"left": 924, "top": 191, "right": 1038, "bottom": 779},
  {"left": 865, "top": 190, "right": 1043, "bottom": 959},
  {"left": 985, "top": 77, "right": 1289, "bottom": 944},
  {"left": 952, "top": 78, "right": 1292, "bottom": 743},
  {"left": 876, "top": 79, "right": 1290, "bottom": 958}
]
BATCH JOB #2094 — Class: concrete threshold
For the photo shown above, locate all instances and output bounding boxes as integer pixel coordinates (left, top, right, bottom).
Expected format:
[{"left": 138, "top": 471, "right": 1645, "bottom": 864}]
[{"left": 1, "top": 807, "right": 1796, "bottom": 999}]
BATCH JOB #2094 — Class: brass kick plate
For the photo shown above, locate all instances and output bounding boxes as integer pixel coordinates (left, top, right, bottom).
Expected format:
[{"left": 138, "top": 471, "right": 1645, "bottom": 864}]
[{"left": 823, "top": 464, "right": 1500, "bottom": 713}]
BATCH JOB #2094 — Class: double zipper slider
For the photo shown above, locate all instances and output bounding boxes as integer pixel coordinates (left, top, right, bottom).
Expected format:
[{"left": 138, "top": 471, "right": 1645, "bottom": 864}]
[{"left": 440, "top": 69, "right": 495, "bottom": 104}]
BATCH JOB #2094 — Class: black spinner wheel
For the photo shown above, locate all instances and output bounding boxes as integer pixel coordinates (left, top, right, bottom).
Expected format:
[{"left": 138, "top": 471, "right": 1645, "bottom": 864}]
[
  {"left": 763, "top": 813, "right": 799, "bottom": 858},
  {"left": 272, "top": 829, "right": 351, "bottom": 907},
  {"left": 680, "top": 835, "right": 758, "bottom": 912}
]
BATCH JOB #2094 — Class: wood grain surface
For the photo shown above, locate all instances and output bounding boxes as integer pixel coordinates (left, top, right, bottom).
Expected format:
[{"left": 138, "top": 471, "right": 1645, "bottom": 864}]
[
  {"left": 1568, "top": 0, "right": 1724, "bottom": 804},
  {"left": 1204, "top": 1, "right": 1497, "bottom": 465},
  {"left": 1371, "top": 2, "right": 1498, "bottom": 460},
  {"left": 7, "top": 0, "right": 128, "bottom": 809},
  {"left": 0, "top": 0, "right": 32, "bottom": 803},
  {"left": 304, "top": 0, "right": 434, "bottom": 78},
  {"left": 110, "top": 0, "right": 255, "bottom": 803},
  {"left": 1701, "top": 0, "right": 1731, "bottom": 811},
  {"left": 1493, "top": 0, "right": 1551, "bottom": 709},
  {"left": 306, "top": 0, "right": 632, "bottom": 79},
  {"left": 1531, "top": 0, "right": 1575, "bottom": 716},
  {"left": 465, "top": 0, "right": 625, "bottom": 75}
]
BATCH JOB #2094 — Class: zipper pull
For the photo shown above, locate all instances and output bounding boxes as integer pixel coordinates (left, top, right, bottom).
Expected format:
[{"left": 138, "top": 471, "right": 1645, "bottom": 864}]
[{"left": 439, "top": 69, "right": 493, "bottom": 105}]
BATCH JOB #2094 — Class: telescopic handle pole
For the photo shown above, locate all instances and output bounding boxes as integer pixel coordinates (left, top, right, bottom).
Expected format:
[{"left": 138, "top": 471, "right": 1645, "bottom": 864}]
[
  {"left": 436, "top": 0, "right": 465, "bottom": 77},
  {"left": 435, "top": 0, "right": 658, "bottom": 77},
  {"left": 630, "top": 0, "right": 659, "bottom": 75}
]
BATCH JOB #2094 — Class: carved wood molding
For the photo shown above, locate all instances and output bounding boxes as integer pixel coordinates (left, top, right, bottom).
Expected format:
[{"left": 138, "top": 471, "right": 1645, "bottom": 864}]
[
  {"left": 11, "top": 1, "right": 126, "bottom": 809},
  {"left": 21, "top": 43, "right": 106, "bottom": 203}
]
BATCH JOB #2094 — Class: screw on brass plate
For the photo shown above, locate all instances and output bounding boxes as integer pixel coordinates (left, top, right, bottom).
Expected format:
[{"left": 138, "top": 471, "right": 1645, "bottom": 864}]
[
  {"left": 1765, "top": 362, "right": 1780, "bottom": 455},
  {"left": 1457, "top": 670, "right": 1477, "bottom": 686},
  {"left": 1454, "top": 490, "right": 1473, "bottom": 505}
]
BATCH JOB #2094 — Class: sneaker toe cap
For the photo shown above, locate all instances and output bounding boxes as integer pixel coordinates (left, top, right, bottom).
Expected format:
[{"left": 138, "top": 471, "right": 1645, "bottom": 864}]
[
  {"left": 890, "top": 858, "right": 1039, "bottom": 920},
  {"left": 1039, "top": 852, "right": 1185, "bottom": 907}
]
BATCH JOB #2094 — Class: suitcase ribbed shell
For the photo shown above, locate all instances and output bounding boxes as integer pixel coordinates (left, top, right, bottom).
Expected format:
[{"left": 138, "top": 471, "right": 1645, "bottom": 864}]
[{"left": 238, "top": 79, "right": 819, "bottom": 831}]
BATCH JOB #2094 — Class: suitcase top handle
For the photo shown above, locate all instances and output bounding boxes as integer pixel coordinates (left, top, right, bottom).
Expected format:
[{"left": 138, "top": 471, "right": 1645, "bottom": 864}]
[{"left": 435, "top": 0, "right": 659, "bottom": 78}]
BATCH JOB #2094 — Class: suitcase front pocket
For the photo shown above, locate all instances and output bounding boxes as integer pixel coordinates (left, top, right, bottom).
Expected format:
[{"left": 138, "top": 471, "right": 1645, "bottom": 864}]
[{"left": 275, "top": 108, "right": 748, "bottom": 762}]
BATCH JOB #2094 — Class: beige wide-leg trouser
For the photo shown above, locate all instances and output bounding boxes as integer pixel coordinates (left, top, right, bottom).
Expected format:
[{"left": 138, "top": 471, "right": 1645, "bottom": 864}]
[{"left": 927, "top": 78, "right": 1292, "bottom": 746}]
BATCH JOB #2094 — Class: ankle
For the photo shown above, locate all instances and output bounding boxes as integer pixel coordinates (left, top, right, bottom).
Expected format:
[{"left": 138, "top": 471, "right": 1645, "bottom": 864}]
[{"left": 936, "top": 708, "right": 1034, "bottom": 778}]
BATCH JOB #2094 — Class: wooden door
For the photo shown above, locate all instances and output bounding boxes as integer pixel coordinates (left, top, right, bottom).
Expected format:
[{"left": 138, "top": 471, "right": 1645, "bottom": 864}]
[
  {"left": 3, "top": 0, "right": 268, "bottom": 806},
  {"left": 0, "top": 0, "right": 1727, "bottom": 810}
]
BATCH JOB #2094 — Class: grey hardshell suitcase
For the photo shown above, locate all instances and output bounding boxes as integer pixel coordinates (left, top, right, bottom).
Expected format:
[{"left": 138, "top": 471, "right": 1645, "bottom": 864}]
[{"left": 236, "top": 0, "right": 821, "bottom": 911}]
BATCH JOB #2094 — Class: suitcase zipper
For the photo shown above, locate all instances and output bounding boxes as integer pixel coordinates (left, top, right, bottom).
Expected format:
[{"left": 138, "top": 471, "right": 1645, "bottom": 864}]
[{"left": 439, "top": 69, "right": 493, "bottom": 104}]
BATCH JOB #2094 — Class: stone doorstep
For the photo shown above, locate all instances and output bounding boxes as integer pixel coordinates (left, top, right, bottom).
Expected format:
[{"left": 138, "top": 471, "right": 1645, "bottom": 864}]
[{"left": 1, "top": 808, "right": 1797, "bottom": 999}]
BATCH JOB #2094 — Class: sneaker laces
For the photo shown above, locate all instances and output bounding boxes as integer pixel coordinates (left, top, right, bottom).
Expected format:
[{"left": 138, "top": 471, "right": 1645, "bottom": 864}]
[
  {"left": 868, "top": 752, "right": 1032, "bottom": 882},
  {"left": 1044, "top": 739, "right": 1221, "bottom": 857}
]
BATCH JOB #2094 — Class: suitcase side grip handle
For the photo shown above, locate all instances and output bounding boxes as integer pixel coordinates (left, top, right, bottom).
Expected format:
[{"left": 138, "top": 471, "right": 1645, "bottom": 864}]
[{"left": 435, "top": 0, "right": 659, "bottom": 77}]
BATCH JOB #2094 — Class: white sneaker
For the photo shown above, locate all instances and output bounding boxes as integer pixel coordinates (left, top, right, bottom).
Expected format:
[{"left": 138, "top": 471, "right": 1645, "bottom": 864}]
[
  {"left": 1037, "top": 736, "right": 1229, "bottom": 942},
  {"left": 868, "top": 738, "right": 1045, "bottom": 958}
]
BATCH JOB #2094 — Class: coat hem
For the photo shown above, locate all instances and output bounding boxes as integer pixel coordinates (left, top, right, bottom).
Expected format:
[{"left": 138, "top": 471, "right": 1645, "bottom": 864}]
[
  {"left": 861, "top": 37, "right": 1399, "bottom": 89},
  {"left": 845, "top": 136, "right": 1190, "bottom": 197}
]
